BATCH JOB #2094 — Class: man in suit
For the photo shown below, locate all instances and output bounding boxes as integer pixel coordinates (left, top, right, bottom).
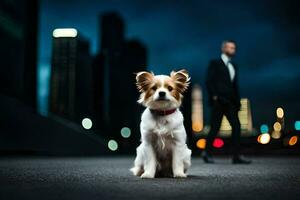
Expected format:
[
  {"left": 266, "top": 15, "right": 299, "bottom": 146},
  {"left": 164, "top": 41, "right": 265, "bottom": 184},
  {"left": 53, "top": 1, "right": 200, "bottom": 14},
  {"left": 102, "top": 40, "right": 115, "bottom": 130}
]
[{"left": 203, "top": 40, "right": 251, "bottom": 164}]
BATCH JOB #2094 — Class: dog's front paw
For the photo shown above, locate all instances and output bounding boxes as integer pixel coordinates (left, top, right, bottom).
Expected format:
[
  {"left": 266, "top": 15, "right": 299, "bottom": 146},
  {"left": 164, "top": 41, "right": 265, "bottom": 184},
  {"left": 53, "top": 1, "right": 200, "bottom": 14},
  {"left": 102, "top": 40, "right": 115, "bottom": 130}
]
[
  {"left": 141, "top": 172, "right": 155, "bottom": 179},
  {"left": 173, "top": 172, "right": 187, "bottom": 178}
]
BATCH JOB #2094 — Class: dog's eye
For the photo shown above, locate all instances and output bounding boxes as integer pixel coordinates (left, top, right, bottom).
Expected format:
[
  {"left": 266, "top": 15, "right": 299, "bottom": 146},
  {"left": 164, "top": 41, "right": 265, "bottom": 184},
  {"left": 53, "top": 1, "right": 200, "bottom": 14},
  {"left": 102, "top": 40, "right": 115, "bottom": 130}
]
[
  {"left": 151, "top": 86, "right": 157, "bottom": 90},
  {"left": 168, "top": 86, "right": 173, "bottom": 91}
]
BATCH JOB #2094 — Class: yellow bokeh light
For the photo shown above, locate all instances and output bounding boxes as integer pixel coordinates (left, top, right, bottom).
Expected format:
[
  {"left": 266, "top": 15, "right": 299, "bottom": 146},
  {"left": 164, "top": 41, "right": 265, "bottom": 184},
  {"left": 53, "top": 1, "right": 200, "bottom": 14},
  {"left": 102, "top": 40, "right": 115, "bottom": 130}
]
[
  {"left": 273, "top": 122, "right": 282, "bottom": 132},
  {"left": 192, "top": 121, "right": 203, "bottom": 132},
  {"left": 196, "top": 139, "right": 206, "bottom": 149},
  {"left": 271, "top": 131, "right": 281, "bottom": 139},
  {"left": 258, "top": 133, "right": 271, "bottom": 144},
  {"left": 276, "top": 107, "right": 284, "bottom": 118},
  {"left": 289, "top": 136, "right": 298, "bottom": 146}
]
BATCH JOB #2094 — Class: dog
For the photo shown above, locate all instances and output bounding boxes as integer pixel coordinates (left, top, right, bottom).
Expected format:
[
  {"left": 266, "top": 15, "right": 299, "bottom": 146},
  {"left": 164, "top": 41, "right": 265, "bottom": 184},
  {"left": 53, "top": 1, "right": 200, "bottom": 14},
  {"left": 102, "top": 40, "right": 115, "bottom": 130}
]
[{"left": 130, "top": 69, "right": 192, "bottom": 178}]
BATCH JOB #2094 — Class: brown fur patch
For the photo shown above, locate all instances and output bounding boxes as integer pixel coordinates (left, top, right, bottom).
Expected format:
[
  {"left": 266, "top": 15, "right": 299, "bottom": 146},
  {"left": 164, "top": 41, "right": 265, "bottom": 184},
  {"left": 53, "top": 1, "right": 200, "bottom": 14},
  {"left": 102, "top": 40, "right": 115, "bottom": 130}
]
[
  {"left": 164, "top": 78, "right": 181, "bottom": 101},
  {"left": 170, "top": 69, "right": 190, "bottom": 97},
  {"left": 136, "top": 71, "right": 154, "bottom": 92},
  {"left": 140, "top": 76, "right": 163, "bottom": 102}
]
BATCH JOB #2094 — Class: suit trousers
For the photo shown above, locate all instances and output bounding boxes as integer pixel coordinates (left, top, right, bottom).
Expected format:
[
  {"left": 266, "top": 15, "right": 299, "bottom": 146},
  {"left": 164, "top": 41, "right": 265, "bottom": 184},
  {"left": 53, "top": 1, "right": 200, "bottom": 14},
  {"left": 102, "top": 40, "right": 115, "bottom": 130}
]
[{"left": 206, "top": 100, "right": 241, "bottom": 156}]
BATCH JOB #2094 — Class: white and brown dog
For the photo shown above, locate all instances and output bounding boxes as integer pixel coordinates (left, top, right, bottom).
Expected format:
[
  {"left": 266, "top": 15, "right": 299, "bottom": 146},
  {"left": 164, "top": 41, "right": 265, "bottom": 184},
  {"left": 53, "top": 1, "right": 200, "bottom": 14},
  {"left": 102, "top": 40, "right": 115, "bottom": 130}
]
[{"left": 130, "top": 69, "right": 192, "bottom": 178}]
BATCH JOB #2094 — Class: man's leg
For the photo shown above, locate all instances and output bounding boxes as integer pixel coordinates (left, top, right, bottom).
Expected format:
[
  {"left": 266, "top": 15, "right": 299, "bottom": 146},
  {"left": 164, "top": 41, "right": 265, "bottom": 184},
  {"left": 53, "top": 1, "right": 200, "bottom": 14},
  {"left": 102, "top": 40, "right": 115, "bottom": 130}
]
[
  {"left": 224, "top": 105, "right": 241, "bottom": 156},
  {"left": 203, "top": 102, "right": 223, "bottom": 163},
  {"left": 224, "top": 105, "right": 251, "bottom": 164}
]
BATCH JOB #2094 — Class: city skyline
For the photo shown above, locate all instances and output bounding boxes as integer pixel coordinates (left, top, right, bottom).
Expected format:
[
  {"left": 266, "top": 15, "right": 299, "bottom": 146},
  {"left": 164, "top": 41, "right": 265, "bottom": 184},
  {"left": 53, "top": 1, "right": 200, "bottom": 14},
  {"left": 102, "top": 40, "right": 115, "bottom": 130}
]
[{"left": 38, "top": 0, "right": 300, "bottom": 130}]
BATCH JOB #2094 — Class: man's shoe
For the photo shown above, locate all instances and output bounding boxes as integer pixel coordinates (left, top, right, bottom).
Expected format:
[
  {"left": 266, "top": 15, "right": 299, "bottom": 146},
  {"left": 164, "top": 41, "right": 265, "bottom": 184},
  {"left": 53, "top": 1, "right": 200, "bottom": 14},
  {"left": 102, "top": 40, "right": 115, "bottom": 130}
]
[
  {"left": 232, "top": 155, "right": 252, "bottom": 164},
  {"left": 202, "top": 151, "right": 215, "bottom": 164}
]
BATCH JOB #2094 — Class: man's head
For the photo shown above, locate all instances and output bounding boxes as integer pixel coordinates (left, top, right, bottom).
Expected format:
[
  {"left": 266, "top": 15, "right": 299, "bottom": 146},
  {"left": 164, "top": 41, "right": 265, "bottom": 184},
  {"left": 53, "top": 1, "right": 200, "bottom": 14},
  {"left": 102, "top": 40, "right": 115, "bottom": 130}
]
[{"left": 221, "top": 40, "right": 236, "bottom": 57}]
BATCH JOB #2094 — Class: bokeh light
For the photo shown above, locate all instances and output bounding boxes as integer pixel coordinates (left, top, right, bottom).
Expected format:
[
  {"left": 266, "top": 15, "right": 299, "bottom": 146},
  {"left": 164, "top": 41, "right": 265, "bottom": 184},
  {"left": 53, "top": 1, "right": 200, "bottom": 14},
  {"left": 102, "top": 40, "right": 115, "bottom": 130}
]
[
  {"left": 213, "top": 138, "right": 224, "bottom": 148},
  {"left": 196, "top": 139, "right": 206, "bottom": 149},
  {"left": 295, "top": 121, "right": 300, "bottom": 131},
  {"left": 81, "top": 118, "right": 92, "bottom": 130},
  {"left": 108, "top": 140, "right": 118, "bottom": 151},
  {"left": 276, "top": 107, "right": 284, "bottom": 118},
  {"left": 192, "top": 121, "right": 203, "bottom": 132},
  {"left": 258, "top": 133, "right": 271, "bottom": 144},
  {"left": 271, "top": 131, "right": 281, "bottom": 139},
  {"left": 288, "top": 136, "right": 298, "bottom": 146},
  {"left": 273, "top": 122, "right": 282, "bottom": 132},
  {"left": 257, "top": 134, "right": 262, "bottom": 143},
  {"left": 120, "top": 127, "right": 131, "bottom": 138},
  {"left": 260, "top": 124, "right": 269, "bottom": 133}
]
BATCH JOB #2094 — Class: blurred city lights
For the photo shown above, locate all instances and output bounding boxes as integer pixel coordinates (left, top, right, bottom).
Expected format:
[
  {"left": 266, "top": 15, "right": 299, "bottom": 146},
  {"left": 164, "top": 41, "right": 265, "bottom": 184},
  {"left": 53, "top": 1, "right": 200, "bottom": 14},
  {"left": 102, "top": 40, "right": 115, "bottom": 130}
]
[
  {"left": 276, "top": 107, "right": 284, "bottom": 118},
  {"left": 271, "top": 131, "right": 281, "bottom": 139},
  {"left": 53, "top": 28, "right": 78, "bottom": 38},
  {"left": 108, "top": 140, "right": 118, "bottom": 151},
  {"left": 257, "top": 134, "right": 262, "bottom": 143},
  {"left": 258, "top": 133, "right": 271, "bottom": 144},
  {"left": 213, "top": 138, "right": 224, "bottom": 148},
  {"left": 273, "top": 122, "right": 282, "bottom": 132},
  {"left": 288, "top": 136, "right": 298, "bottom": 146},
  {"left": 81, "top": 118, "right": 92, "bottom": 130},
  {"left": 192, "top": 121, "right": 203, "bottom": 133},
  {"left": 260, "top": 124, "right": 269, "bottom": 133},
  {"left": 196, "top": 139, "right": 206, "bottom": 149},
  {"left": 191, "top": 85, "right": 203, "bottom": 133},
  {"left": 120, "top": 127, "right": 131, "bottom": 138},
  {"left": 295, "top": 121, "right": 300, "bottom": 131},
  {"left": 220, "top": 98, "right": 253, "bottom": 136}
]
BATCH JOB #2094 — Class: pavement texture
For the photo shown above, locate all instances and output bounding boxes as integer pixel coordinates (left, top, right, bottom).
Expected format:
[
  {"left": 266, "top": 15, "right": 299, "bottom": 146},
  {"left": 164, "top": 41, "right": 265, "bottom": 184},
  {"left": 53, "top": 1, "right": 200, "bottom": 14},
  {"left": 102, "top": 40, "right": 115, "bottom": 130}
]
[{"left": 0, "top": 156, "right": 300, "bottom": 200}]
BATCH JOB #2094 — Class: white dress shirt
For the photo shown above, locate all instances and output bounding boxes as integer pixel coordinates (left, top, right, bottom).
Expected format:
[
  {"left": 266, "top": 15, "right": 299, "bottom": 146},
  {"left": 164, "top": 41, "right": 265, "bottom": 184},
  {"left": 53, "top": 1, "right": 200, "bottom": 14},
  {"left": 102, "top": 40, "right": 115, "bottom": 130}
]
[{"left": 221, "top": 53, "right": 235, "bottom": 81}]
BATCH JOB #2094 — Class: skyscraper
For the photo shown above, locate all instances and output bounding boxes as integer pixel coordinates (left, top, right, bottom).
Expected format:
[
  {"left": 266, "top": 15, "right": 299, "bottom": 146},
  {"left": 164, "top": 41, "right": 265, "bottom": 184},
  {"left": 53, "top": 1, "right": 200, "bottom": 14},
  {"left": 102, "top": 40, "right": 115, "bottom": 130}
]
[
  {"left": 0, "top": 0, "right": 38, "bottom": 108},
  {"left": 50, "top": 28, "right": 92, "bottom": 122},
  {"left": 93, "top": 13, "right": 147, "bottom": 151}
]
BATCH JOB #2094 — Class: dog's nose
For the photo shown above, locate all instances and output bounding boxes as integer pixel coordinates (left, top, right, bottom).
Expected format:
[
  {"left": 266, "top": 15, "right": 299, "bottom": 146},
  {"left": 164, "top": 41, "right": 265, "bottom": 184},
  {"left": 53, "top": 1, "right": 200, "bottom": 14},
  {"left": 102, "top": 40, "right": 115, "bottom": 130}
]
[{"left": 159, "top": 91, "right": 166, "bottom": 97}]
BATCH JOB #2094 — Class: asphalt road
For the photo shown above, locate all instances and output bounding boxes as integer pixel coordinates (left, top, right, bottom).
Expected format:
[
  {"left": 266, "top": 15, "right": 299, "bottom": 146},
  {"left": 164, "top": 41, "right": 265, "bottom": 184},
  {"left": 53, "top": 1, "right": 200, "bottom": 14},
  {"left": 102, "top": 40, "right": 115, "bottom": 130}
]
[{"left": 0, "top": 156, "right": 299, "bottom": 200}]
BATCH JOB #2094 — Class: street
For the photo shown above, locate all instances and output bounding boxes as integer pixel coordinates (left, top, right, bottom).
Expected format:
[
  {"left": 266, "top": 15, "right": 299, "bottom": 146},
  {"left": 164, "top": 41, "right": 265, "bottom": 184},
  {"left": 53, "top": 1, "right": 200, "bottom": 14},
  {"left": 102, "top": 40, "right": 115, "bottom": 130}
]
[{"left": 0, "top": 156, "right": 299, "bottom": 200}]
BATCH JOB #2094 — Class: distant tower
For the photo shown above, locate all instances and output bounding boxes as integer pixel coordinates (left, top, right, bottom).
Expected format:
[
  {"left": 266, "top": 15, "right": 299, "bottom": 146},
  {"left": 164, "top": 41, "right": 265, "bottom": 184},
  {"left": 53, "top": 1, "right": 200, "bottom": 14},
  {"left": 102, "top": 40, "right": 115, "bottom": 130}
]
[
  {"left": 99, "top": 13, "right": 125, "bottom": 127},
  {"left": 219, "top": 98, "right": 253, "bottom": 136},
  {"left": 93, "top": 13, "right": 147, "bottom": 152},
  {"left": 0, "top": 0, "right": 38, "bottom": 109},
  {"left": 191, "top": 84, "right": 204, "bottom": 133},
  {"left": 50, "top": 28, "right": 92, "bottom": 122}
]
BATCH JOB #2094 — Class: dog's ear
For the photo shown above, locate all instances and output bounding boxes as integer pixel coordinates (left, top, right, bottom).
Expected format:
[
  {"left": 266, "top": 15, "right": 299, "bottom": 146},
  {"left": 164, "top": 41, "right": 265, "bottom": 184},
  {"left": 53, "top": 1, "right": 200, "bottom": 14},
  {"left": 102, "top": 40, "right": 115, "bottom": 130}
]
[
  {"left": 135, "top": 71, "right": 154, "bottom": 92},
  {"left": 170, "top": 69, "right": 190, "bottom": 93}
]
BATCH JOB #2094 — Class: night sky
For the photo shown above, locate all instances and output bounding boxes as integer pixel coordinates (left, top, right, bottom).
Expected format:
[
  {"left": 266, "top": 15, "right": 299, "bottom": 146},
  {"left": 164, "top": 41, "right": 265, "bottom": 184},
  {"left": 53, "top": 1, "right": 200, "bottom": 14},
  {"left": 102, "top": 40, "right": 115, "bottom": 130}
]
[{"left": 38, "top": 0, "right": 300, "bottom": 129}]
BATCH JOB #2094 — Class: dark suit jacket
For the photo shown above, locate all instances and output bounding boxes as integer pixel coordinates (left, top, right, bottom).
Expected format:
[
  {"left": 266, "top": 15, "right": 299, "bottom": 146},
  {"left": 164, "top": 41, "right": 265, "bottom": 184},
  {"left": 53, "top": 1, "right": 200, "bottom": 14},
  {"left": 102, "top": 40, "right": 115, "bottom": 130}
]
[{"left": 205, "top": 58, "right": 241, "bottom": 109}]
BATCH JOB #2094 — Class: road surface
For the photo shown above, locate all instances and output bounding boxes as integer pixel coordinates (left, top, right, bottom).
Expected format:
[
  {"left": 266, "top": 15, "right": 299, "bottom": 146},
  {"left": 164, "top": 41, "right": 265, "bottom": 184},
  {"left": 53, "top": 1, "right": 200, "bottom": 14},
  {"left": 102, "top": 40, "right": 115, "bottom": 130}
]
[{"left": 0, "top": 156, "right": 299, "bottom": 199}]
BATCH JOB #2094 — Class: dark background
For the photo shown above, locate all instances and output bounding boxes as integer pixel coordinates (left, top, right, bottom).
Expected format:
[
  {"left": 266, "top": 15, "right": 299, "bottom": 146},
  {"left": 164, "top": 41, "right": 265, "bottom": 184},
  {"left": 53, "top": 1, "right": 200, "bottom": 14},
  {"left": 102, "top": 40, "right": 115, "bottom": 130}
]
[
  {"left": 38, "top": 0, "right": 300, "bottom": 127},
  {"left": 0, "top": 0, "right": 299, "bottom": 156}
]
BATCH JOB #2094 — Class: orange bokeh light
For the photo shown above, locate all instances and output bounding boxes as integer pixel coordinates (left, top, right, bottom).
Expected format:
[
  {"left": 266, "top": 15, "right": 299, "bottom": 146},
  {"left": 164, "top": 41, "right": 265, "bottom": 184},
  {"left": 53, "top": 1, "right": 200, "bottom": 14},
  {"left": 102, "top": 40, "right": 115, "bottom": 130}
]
[
  {"left": 196, "top": 139, "right": 206, "bottom": 149},
  {"left": 289, "top": 136, "right": 298, "bottom": 146}
]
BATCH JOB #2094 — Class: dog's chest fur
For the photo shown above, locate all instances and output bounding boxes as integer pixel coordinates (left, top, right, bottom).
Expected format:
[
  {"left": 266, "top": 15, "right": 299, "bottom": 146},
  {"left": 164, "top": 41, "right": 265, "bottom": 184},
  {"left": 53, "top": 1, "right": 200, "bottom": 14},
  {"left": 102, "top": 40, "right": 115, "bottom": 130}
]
[{"left": 143, "top": 114, "right": 178, "bottom": 157}]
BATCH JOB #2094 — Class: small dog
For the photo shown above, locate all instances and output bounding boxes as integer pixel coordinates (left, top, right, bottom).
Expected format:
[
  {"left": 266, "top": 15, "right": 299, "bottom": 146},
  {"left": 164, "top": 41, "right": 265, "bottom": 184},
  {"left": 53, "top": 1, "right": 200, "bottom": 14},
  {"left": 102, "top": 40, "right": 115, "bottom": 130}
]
[{"left": 130, "top": 69, "right": 192, "bottom": 178}]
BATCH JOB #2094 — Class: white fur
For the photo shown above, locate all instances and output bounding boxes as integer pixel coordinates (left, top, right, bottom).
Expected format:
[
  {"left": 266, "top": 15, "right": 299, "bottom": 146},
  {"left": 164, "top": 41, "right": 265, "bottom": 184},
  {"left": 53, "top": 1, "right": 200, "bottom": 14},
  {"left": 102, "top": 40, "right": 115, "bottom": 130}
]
[{"left": 130, "top": 74, "right": 191, "bottom": 178}]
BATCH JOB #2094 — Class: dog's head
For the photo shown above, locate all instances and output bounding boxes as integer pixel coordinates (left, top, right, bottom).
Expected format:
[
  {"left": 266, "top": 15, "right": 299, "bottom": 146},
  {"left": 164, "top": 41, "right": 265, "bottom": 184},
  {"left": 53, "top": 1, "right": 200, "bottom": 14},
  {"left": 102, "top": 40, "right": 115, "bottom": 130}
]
[{"left": 135, "top": 69, "right": 190, "bottom": 110}]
